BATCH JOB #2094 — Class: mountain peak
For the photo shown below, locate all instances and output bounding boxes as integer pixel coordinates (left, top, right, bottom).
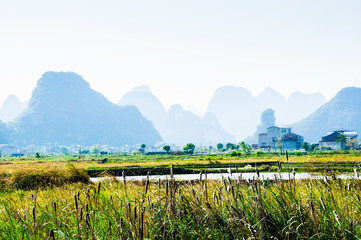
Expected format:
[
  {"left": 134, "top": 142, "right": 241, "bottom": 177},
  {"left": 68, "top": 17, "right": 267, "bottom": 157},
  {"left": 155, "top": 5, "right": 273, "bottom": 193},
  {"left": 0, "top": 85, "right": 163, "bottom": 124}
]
[
  {"left": 259, "top": 87, "right": 282, "bottom": 96},
  {"left": 11, "top": 72, "right": 161, "bottom": 146},
  {"left": 169, "top": 104, "right": 184, "bottom": 113},
  {"left": 207, "top": 86, "right": 260, "bottom": 139},
  {"left": 2, "top": 95, "right": 21, "bottom": 108},
  {"left": 335, "top": 87, "right": 361, "bottom": 98},
  {"left": 292, "top": 86, "right": 361, "bottom": 142},
  {"left": 258, "top": 87, "right": 286, "bottom": 103},
  {"left": 288, "top": 91, "right": 326, "bottom": 102},
  {"left": 131, "top": 85, "right": 152, "bottom": 93},
  {"left": 118, "top": 85, "right": 167, "bottom": 131},
  {"left": 37, "top": 71, "right": 90, "bottom": 90},
  {"left": 0, "top": 95, "right": 27, "bottom": 123}
]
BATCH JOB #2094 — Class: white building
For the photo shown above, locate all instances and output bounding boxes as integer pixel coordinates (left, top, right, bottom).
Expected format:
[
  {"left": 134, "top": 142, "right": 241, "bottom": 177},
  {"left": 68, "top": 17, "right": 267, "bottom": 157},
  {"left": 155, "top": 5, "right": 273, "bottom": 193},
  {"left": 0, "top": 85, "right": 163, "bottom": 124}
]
[{"left": 258, "top": 126, "right": 303, "bottom": 150}]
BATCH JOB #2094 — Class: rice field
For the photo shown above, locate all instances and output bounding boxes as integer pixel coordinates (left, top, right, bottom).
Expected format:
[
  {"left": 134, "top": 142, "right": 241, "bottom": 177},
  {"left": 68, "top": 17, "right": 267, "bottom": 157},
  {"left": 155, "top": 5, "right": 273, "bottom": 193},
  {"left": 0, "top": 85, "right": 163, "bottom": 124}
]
[{"left": 1, "top": 151, "right": 361, "bottom": 175}]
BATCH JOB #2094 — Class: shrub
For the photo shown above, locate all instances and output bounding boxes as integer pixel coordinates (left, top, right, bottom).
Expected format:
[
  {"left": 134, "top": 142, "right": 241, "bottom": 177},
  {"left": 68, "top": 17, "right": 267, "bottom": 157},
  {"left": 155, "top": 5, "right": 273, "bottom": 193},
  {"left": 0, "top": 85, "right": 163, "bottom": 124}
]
[
  {"left": 230, "top": 151, "right": 242, "bottom": 157},
  {"left": 10, "top": 164, "right": 90, "bottom": 190}
]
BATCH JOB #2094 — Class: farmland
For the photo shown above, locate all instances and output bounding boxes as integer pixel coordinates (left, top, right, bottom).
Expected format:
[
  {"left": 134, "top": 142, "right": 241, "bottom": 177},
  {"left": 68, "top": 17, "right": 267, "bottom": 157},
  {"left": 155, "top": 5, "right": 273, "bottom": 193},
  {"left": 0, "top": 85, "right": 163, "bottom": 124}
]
[
  {"left": 1, "top": 150, "right": 361, "bottom": 177},
  {"left": 1, "top": 151, "right": 361, "bottom": 239},
  {"left": 1, "top": 172, "right": 361, "bottom": 239}
]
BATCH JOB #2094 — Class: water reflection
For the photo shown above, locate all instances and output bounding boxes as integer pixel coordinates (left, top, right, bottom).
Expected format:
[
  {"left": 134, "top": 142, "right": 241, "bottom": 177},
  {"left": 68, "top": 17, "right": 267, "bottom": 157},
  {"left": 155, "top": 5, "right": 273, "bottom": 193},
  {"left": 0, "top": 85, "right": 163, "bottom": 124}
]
[{"left": 90, "top": 172, "right": 331, "bottom": 182}]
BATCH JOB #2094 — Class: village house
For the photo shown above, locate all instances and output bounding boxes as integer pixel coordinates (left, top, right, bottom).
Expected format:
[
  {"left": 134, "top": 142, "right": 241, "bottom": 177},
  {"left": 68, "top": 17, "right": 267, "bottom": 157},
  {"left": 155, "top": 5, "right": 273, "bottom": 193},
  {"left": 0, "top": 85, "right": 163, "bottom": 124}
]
[
  {"left": 319, "top": 129, "right": 358, "bottom": 150},
  {"left": 258, "top": 126, "right": 304, "bottom": 151}
]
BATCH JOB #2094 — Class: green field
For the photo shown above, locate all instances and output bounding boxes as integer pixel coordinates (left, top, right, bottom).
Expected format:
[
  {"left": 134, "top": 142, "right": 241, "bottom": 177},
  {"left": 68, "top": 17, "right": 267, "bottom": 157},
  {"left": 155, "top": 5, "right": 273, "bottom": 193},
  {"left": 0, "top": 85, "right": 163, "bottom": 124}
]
[
  {"left": 1, "top": 150, "right": 361, "bottom": 177},
  {"left": 0, "top": 151, "right": 361, "bottom": 239},
  {"left": 1, "top": 173, "right": 361, "bottom": 239}
]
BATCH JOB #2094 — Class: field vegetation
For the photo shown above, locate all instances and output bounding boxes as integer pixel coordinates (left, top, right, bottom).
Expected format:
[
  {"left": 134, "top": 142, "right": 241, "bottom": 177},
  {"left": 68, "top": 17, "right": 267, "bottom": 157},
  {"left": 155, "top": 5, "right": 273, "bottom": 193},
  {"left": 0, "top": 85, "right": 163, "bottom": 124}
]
[
  {"left": 0, "top": 151, "right": 360, "bottom": 238},
  {"left": 0, "top": 151, "right": 361, "bottom": 177},
  {"left": 1, "top": 167, "right": 361, "bottom": 239}
]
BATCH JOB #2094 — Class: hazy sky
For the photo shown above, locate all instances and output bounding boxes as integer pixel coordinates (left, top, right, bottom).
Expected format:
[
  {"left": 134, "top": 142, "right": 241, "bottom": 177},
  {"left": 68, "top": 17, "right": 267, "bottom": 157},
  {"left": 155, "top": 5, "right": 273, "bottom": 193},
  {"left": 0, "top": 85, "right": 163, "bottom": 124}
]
[{"left": 0, "top": 0, "right": 360, "bottom": 112}]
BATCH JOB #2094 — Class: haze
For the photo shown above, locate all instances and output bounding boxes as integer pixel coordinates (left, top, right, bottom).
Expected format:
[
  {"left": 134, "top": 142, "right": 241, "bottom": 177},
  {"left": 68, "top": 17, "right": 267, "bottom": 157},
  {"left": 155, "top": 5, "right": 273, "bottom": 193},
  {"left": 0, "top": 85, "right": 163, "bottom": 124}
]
[{"left": 0, "top": 0, "right": 360, "bottom": 112}]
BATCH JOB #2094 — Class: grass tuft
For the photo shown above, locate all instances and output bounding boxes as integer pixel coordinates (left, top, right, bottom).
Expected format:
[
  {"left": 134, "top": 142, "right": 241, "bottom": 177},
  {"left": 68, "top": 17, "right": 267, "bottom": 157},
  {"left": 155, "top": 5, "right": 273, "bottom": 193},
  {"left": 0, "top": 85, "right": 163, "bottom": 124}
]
[{"left": 8, "top": 164, "right": 90, "bottom": 190}]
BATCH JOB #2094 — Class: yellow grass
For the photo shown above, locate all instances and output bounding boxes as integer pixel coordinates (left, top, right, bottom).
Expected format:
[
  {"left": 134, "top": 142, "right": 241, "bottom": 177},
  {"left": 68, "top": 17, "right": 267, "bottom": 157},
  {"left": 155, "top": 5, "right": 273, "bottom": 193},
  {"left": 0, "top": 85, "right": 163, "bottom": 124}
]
[{"left": 0, "top": 153, "right": 361, "bottom": 174}]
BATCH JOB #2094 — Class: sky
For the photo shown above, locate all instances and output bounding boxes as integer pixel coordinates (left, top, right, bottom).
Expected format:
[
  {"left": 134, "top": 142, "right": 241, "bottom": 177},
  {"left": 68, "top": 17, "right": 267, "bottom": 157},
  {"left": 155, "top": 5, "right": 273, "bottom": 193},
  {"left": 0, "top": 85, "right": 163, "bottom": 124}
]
[{"left": 0, "top": 0, "right": 360, "bottom": 113}]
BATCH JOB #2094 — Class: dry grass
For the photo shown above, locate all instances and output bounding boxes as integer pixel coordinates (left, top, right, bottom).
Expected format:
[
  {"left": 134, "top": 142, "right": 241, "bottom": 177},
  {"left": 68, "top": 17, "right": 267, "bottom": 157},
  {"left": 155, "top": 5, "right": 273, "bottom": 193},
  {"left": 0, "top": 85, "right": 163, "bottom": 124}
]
[{"left": 0, "top": 164, "right": 90, "bottom": 190}]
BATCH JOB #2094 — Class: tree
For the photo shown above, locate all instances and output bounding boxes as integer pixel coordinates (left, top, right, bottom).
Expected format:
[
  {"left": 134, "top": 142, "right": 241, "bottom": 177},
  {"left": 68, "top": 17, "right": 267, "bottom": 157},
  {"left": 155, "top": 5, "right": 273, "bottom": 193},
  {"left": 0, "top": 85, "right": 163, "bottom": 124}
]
[
  {"left": 336, "top": 134, "right": 346, "bottom": 144},
  {"left": 336, "top": 134, "right": 347, "bottom": 149},
  {"left": 81, "top": 149, "right": 90, "bottom": 154},
  {"left": 183, "top": 143, "right": 195, "bottom": 154},
  {"left": 60, "top": 146, "right": 70, "bottom": 155},
  {"left": 91, "top": 145, "right": 101, "bottom": 155},
  {"left": 346, "top": 138, "right": 358, "bottom": 150},
  {"left": 163, "top": 145, "right": 171, "bottom": 153},
  {"left": 139, "top": 144, "right": 146, "bottom": 153},
  {"left": 226, "top": 143, "right": 236, "bottom": 150},
  {"left": 239, "top": 141, "right": 252, "bottom": 155},
  {"left": 217, "top": 143, "right": 224, "bottom": 151},
  {"left": 302, "top": 142, "right": 311, "bottom": 151},
  {"left": 310, "top": 144, "right": 318, "bottom": 151}
]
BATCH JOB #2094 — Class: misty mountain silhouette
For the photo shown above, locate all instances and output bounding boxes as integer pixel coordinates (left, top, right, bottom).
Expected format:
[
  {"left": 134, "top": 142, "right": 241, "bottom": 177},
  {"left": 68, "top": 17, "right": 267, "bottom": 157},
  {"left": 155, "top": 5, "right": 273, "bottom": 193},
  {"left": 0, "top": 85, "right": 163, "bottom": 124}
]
[
  {"left": 292, "top": 87, "right": 361, "bottom": 142},
  {"left": 284, "top": 91, "right": 326, "bottom": 124},
  {"left": 246, "top": 108, "right": 276, "bottom": 144},
  {"left": 9, "top": 72, "right": 161, "bottom": 146},
  {"left": 118, "top": 86, "right": 234, "bottom": 146},
  {"left": 207, "top": 86, "right": 326, "bottom": 140},
  {"left": 207, "top": 86, "right": 260, "bottom": 140},
  {"left": 258, "top": 87, "right": 286, "bottom": 111},
  {"left": 257, "top": 89, "right": 326, "bottom": 125},
  {"left": 163, "top": 105, "right": 235, "bottom": 146},
  {"left": 0, "top": 95, "right": 28, "bottom": 123},
  {"left": 118, "top": 85, "right": 167, "bottom": 131},
  {"left": 0, "top": 120, "right": 9, "bottom": 144}
]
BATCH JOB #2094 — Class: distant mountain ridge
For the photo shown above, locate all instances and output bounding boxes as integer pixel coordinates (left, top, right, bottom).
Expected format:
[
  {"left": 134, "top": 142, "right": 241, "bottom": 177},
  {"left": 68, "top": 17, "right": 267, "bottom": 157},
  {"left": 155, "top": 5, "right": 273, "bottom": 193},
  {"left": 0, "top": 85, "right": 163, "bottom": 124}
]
[
  {"left": 118, "top": 85, "right": 167, "bottom": 131},
  {"left": 292, "top": 87, "right": 361, "bottom": 142},
  {"left": 206, "top": 86, "right": 326, "bottom": 140},
  {"left": 284, "top": 91, "right": 326, "bottom": 124},
  {"left": 207, "top": 86, "right": 260, "bottom": 140},
  {"left": 119, "top": 86, "right": 234, "bottom": 146},
  {"left": 163, "top": 105, "right": 234, "bottom": 146},
  {"left": 9, "top": 72, "right": 162, "bottom": 146},
  {"left": 1, "top": 72, "right": 351, "bottom": 146}
]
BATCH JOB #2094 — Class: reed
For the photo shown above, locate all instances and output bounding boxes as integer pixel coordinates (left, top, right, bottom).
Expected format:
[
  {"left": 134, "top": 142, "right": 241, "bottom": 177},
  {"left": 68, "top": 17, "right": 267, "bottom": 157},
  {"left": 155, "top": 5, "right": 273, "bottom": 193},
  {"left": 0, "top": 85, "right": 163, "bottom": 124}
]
[
  {"left": 1, "top": 174, "right": 361, "bottom": 239},
  {"left": 5, "top": 163, "right": 90, "bottom": 190}
]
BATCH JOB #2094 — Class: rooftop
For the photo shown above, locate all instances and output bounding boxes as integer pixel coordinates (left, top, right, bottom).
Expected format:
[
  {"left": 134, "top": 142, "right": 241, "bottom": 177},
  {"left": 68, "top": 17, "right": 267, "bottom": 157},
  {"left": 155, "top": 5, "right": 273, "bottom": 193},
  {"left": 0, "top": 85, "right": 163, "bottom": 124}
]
[{"left": 267, "top": 126, "right": 291, "bottom": 129}]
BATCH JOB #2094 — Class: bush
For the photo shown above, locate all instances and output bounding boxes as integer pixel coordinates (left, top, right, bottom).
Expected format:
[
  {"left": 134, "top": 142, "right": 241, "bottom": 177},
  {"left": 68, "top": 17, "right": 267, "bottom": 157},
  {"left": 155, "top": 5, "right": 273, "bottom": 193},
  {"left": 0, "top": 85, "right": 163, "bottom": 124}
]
[
  {"left": 294, "top": 152, "right": 304, "bottom": 156},
  {"left": 10, "top": 164, "right": 90, "bottom": 190},
  {"left": 230, "top": 151, "right": 242, "bottom": 157}
]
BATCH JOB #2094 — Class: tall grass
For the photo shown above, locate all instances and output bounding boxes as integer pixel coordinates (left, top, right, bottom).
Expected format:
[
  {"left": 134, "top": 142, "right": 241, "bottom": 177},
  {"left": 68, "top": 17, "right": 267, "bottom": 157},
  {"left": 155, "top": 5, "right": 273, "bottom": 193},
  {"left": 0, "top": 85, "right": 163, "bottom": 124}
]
[
  {"left": 0, "top": 164, "right": 89, "bottom": 190},
  {"left": 1, "top": 174, "right": 361, "bottom": 239}
]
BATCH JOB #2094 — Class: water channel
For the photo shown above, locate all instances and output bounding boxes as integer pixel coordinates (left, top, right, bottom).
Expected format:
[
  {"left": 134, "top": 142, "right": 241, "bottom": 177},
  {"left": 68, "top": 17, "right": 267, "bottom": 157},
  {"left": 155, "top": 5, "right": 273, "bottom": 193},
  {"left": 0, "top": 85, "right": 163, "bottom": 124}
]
[{"left": 90, "top": 172, "right": 359, "bottom": 182}]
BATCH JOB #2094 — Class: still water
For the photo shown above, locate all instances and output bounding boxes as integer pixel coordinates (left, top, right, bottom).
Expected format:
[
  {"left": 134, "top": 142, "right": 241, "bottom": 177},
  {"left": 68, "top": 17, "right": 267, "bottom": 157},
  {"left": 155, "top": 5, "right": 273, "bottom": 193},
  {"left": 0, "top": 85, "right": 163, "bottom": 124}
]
[{"left": 90, "top": 172, "right": 338, "bottom": 182}]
